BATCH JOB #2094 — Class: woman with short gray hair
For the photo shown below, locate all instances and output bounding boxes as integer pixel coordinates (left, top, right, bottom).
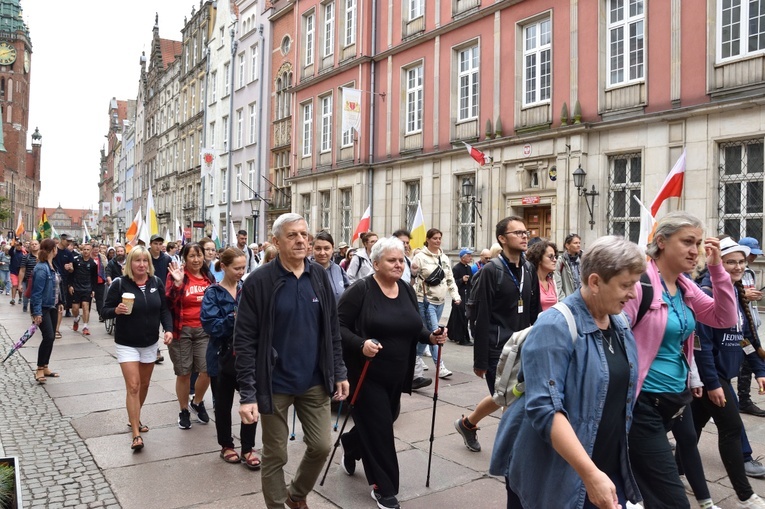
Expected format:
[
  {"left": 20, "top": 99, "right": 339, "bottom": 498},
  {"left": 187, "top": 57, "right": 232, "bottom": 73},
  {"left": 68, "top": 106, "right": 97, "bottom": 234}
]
[
  {"left": 491, "top": 236, "right": 645, "bottom": 508},
  {"left": 338, "top": 235, "right": 447, "bottom": 509},
  {"left": 623, "top": 211, "right": 738, "bottom": 508}
]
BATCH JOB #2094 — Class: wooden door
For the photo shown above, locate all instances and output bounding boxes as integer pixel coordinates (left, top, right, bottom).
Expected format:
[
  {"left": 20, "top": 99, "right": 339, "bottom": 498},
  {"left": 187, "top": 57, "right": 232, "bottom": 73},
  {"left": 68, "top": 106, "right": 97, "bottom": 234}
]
[{"left": 524, "top": 206, "right": 552, "bottom": 240}]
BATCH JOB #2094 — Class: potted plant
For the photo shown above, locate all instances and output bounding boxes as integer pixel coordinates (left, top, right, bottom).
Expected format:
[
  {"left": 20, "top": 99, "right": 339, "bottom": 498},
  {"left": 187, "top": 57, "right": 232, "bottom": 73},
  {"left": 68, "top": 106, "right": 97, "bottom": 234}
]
[{"left": 0, "top": 457, "right": 22, "bottom": 509}]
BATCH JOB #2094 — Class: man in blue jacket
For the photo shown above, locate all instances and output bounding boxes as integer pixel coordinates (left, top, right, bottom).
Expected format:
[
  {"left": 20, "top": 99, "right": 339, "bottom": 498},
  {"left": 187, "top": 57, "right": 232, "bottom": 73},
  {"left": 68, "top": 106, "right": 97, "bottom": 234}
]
[{"left": 235, "top": 213, "right": 349, "bottom": 509}]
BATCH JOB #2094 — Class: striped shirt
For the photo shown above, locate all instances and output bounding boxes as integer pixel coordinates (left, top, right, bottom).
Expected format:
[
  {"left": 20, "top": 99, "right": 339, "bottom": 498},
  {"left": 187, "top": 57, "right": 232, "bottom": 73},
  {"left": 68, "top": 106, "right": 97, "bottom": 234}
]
[{"left": 21, "top": 253, "right": 38, "bottom": 283}]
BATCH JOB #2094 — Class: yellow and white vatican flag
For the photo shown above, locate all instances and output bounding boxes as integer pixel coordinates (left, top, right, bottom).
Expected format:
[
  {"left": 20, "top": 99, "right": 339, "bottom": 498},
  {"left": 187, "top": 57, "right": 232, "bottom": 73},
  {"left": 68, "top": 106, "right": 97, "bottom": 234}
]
[
  {"left": 410, "top": 201, "right": 427, "bottom": 249},
  {"left": 145, "top": 186, "right": 159, "bottom": 238},
  {"left": 341, "top": 87, "right": 362, "bottom": 135}
]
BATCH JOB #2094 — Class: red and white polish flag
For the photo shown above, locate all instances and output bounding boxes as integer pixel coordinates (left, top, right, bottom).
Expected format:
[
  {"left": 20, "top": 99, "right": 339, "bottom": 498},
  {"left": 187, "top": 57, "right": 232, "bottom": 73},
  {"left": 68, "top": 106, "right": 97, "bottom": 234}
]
[
  {"left": 650, "top": 150, "right": 686, "bottom": 217},
  {"left": 463, "top": 141, "right": 492, "bottom": 166},
  {"left": 351, "top": 205, "right": 371, "bottom": 244}
]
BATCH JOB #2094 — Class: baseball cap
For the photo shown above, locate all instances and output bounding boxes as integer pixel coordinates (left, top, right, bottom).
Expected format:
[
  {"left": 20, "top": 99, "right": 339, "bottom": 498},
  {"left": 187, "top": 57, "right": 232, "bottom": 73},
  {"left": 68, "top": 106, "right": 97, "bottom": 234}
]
[
  {"left": 338, "top": 242, "right": 349, "bottom": 249},
  {"left": 150, "top": 234, "right": 164, "bottom": 243},
  {"left": 719, "top": 237, "right": 750, "bottom": 258},
  {"left": 738, "top": 237, "right": 763, "bottom": 256},
  {"left": 459, "top": 249, "right": 474, "bottom": 258}
]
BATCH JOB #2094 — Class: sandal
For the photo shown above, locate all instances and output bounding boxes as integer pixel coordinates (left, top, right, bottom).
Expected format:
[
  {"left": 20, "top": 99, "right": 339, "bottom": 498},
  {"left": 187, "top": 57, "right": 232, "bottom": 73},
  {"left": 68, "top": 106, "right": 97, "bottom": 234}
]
[
  {"left": 54, "top": 331, "right": 62, "bottom": 339},
  {"left": 34, "top": 368, "right": 46, "bottom": 384},
  {"left": 43, "top": 367, "right": 59, "bottom": 378},
  {"left": 220, "top": 447, "right": 241, "bottom": 464},
  {"left": 241, "top": 451, "right": 261, "bottom": 470},
  {"left": 131, "top": 435, "right": 144, "bottom": 451},
  {"left": 126, "top": 422, "right": 149, "bottom": 433}
]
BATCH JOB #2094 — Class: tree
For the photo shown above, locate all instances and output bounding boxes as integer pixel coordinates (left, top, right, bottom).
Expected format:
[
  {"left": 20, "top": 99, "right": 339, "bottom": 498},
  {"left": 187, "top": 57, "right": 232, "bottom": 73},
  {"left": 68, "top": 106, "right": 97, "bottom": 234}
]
[{"left": 0, "top": 195, "right": 9, "bottom": 223}]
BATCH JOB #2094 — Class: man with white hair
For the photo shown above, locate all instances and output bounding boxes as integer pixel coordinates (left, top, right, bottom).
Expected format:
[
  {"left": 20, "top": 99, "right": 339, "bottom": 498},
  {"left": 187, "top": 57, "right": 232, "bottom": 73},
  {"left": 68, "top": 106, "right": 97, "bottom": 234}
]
[{"left": 235, "top": 213, "right": 349, "bottom": 509}]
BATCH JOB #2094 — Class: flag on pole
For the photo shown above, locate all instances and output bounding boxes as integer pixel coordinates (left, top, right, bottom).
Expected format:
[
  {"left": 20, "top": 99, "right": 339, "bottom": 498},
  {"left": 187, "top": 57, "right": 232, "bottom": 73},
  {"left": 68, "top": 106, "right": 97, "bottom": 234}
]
[
  {"left": 176, "top": 218, "right": 184, "bottom": 244},
  {"left": 51, "top": 225, "right": 59, "bottom": 239},
  {"left": 145, "top": 185, "right": 159, "bottom": 237},
  {"left": 211, "top": 223, "right": 221, "bottom": 249},
  {"left": 32, "top": 228, "right": 37, "bottom": 241},
  {"left": 410, "top": 201, "right": 427, "bottom": 249},
  {"left": 650, "top": 150, "right": 686, "bottom": 217},
  {"left": 126, "top": 208, "right": 142, "bottom": 252},
  {"left": 201, "top": 148, "right": 217, "bottom": 178},
  {"left": 83, "top": 223, "right": 91, "bottom": 243},
  {"left": 351, "top": 205, "right": 371, "bottom": 244},
  {"left": 341, "top": 87, "right": 362, "bottom": 135},
  {"left": 15, "top": 210, "right": 24, "bottom": 238},
  {"left": 463, "top": 141, "right": 492, "bottom": 166},
  {"left": 633, "top": 196, "right": 657, "bottom": 254},
  {"left": 229, "top": 220, "right": 236, "bottom": 248},
  {"left": 36, "top": 208, "right": 52, "bottom": 240},
  {"left": 165, "top": 228, "right": 171, "bottom": 244}
]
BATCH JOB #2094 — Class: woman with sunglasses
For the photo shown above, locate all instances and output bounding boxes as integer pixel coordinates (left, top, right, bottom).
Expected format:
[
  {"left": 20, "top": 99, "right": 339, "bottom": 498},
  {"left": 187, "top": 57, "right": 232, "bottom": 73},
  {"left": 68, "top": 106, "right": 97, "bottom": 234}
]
[{"left": 526, "top": 240, "right": 559, "bottom": 311}]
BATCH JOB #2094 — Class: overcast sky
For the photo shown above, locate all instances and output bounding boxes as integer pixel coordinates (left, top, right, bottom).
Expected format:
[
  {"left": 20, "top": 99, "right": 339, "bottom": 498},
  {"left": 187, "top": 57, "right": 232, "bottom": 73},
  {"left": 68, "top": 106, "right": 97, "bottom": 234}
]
[{"left": 24, "top": 0, "right": 195, "bottom": 210}]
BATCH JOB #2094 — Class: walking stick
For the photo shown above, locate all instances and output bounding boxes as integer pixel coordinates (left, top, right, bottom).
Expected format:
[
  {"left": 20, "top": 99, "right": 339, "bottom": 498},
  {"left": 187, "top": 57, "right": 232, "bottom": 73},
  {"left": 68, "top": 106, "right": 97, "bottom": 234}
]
[
  {"left": 319, "top": 340, "right": 378, "bottom": 486},
  {"left": 333, "top": 400, "right": 343, "bottom": 431},
  {"left": 289, "top": 407, "right": 297, "bottom": 441},
  {"left": 425, "top": 338, "right": 444, "bottom": 488}
]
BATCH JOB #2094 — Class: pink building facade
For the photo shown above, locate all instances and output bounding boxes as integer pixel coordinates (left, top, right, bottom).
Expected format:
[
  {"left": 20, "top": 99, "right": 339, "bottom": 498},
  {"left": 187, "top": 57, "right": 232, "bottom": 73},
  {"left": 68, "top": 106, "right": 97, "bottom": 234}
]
[{"left": 281, "top": 0, "right": 765, "bottom": 258}]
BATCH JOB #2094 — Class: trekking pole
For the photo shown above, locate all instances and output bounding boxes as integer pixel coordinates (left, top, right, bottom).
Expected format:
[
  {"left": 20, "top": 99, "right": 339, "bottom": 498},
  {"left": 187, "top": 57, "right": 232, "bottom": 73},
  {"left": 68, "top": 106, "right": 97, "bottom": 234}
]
[
  {"left": 289, "top": 407, "right": 297, "bottom": 441},
  {"left": 319, "top": 339, "right": 378, "bottom": 486},
  {"left": 426, "top": 334, "right": 444, "bottom": 488},
  {"left": 333, "top": 400, "right": 344, "bottom": 431}
]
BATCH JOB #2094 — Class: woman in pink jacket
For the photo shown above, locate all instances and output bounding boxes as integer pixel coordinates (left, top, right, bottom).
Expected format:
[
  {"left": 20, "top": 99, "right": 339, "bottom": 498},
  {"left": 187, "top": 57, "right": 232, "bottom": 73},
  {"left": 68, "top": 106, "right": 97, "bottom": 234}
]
[{"left": 623, "top": 212, "right": 737, "bottom": 509}]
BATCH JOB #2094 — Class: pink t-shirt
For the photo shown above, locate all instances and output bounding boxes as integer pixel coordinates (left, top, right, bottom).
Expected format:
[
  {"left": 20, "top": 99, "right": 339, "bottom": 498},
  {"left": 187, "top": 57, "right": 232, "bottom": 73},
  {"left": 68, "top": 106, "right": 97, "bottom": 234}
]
[{"left": 539, "top": 276, "right": 558, "bottom": 311}]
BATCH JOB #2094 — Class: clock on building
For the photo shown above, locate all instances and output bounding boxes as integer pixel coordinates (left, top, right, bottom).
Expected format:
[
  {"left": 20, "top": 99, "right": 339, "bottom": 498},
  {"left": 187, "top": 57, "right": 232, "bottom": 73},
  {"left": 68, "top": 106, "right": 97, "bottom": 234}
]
[{"left": 0, "top": 42, "right": 16, "bottom": 65}]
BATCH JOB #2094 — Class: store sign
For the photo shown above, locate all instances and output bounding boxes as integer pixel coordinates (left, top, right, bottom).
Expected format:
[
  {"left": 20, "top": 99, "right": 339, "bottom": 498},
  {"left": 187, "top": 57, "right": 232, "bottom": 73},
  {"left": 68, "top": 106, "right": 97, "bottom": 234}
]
[{"left": 522, "top": 196, "right": 541, "bottom": 205}]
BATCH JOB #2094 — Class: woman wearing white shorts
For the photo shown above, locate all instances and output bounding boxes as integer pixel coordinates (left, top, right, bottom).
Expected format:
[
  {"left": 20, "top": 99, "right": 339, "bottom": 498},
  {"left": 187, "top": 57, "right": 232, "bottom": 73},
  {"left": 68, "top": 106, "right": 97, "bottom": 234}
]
[{"left": 103, "top": 246, "right": 173, "bottom": 451}]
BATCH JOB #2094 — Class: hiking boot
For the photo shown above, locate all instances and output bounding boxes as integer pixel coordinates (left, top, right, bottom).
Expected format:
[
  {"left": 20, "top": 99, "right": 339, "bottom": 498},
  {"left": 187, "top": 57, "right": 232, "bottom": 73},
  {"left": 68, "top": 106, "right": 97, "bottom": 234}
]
[
  {"left": 454, "top": 416, "right": 481, "bottom": 452},
  {"left": 189, "top": 400, "right": 210, "bottom": 424},
  {"left": 371, "top": 488, "right": 400, "bottom": 509},
  {"left": 178, "top": 409, "right": 192, "bottom": 429},
  {"left": 412, "top": 377, "right": 432, "bottom": 390}
]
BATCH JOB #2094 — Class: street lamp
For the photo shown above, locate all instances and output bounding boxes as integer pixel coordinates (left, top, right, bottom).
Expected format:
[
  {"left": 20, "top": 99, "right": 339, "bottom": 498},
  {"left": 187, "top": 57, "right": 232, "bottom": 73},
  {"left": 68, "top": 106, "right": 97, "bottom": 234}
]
[
  {"left": 572, "top": 164, "right": 599, "bottom": 230},
  {"left": 252, "top": 205, "right": 260, "bottom": 244}
]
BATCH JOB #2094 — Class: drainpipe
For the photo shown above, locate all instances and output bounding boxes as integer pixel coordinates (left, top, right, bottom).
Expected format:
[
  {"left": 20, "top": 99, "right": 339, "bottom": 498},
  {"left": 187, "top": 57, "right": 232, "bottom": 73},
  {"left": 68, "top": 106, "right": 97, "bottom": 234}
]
[
  {"left": 367, "top": 0, "right": 376, "bottom": 222},
  {"left": 225, "top": 25, "right": 238, "bottom": 246},
  {"left": 255, "top": 22, "right": 265, "bottom": 244}
]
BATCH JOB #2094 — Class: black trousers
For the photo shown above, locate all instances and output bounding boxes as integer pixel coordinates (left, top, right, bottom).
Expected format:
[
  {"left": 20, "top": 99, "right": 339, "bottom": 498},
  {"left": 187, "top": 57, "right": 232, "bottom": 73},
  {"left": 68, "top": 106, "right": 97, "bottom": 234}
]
[
  {"left": 36, "top": 307, "right": 57, "bottom": 367},
  {"left": 342, "top": 377, "right": 403, "bottom": 498},
  {"left": 738, "top": 357, "right": 755, "bottom": 405},
  {"left": 628, "top": 392, "right": 690, "bottom": 509},
  {"left": 672, "top": 405, "right": 710, "bottom": 501},
  {"left": 214, "top": 370, "right": 257, "bottom": 453},
  {"left": 94, "top": 282, "right": 105, "bottom": 319},
  {"left": 692, "top": 378, "right": 753, "bottom": 502}
]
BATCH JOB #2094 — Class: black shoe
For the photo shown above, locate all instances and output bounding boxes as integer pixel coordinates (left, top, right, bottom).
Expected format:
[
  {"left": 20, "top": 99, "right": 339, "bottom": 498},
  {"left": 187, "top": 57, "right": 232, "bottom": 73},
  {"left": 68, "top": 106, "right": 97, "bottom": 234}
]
[
  {"left": 741, "top": 402, "right": 765, "bottom": 417},
  {"left": 178, "top": 409, "right": 192, "bottom": 429},
  {"left": 189, "top": 400, "right": 210, "bottom": 424},
  {"left": 98, "top": 316, "right": 105, "bottom": 322},
  {"left": 65, "top": 310, "right": 71, "bottom": 317},
  {"left": 371, "top": 488, "right": 400, "bottom": 509},
  {"left": 340, "top": 437, "right": 355, "bottom": 476},
  {"left": 458, "top": 340, "right": 474, "bottom": 346},
  {"left": 411, "top": 377, "right": 432, "bottom": 390}
]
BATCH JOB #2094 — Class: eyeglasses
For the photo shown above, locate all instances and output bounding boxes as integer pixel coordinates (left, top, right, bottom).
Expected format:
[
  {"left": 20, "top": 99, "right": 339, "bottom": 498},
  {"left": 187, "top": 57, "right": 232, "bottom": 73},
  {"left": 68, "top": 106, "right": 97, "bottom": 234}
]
[
  {"left": 547, "top": 254, "right": 558, "bottom": 261},
  {"left": 724, "top": 259, "right": 747, "bottom": 267},
  {"left": 504, "top": 230, "right": 532, "bottom": 238}
]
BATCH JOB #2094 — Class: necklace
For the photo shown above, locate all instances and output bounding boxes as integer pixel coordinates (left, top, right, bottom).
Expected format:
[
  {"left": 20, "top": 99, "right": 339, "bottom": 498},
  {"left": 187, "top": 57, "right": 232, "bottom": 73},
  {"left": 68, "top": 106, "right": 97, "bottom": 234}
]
[{"left": 600, "top": 327, "right": 615, "bottom": 354}]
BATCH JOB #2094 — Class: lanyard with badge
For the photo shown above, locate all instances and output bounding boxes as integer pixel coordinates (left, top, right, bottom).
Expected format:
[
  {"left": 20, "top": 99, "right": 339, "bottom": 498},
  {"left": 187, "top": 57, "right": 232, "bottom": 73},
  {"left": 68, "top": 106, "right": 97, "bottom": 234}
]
[{"left": 499, "top": 254, "right": 525, "bottom": 313}]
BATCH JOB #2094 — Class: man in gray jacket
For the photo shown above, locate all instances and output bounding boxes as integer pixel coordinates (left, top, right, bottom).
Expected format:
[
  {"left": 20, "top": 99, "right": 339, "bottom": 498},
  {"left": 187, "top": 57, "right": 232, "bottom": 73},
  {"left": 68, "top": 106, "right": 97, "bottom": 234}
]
[{"left": 235, "top": 213, "right": 349, "bottom": 509}]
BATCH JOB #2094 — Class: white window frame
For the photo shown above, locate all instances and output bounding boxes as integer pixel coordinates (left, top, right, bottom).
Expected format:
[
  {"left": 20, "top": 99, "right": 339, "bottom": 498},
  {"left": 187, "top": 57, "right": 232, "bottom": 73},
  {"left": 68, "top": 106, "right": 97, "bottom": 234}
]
[
  {"left": 250, "top": 44, "right": 259, "bottom": 82},
  {"left": 409, "top": 0, "right": 424, "bottom": 20},
  {"left": 236, "top": 109, "right": 243, "bottom": 149},
  {"left": 457, "top": 45, "right": 479, "bottom": 121},
  {"left": 606, "top": 0, "right": 645, "bottom": 87},
  {"left": 209, "top": 120, "right": 216, "bottom": 150},
  {"left": 320, "top": 191, "right": 331, "bottom": 230},
  {"left": 235, "top": 164, "right": 242, "bottom": 201},
  {"left": 305, "top": 12, "right": 315, "bottom": 66},
  {"left": 249, "top": 103, "right": 257, "bottom": 145},
  {"left": 238, "top": 53, "right": 246, "bottom": 88},
  {"left": 717, "top": 0, "right": 765, "bottom": 62},
  {"left": 523, "top": 18, "right": 552, "bottom": 106},
  {"left": 211, "top": 71, "right": 217, "bottom": 102},
  {"left": 220, "top": 168, "right": 227, "bottom": 203},
  {"left": 323, "top": 2, "right": 335, "bottom": 58},
  {"left": 302, "top": 101, "right": 314, "bottom": 157},
  {"left": 320, "top": 94, "right": 333, "bottom": 153},
  {"left": 224, "top": 62, "right": 231, "bottom": 96},
  {"left": 222, "top": 115, "right": 229, "bottom": 152},
  {"left": 248, "top": 161, "right": 256, "bottom": 199},
  {"left": 405, "top": 64, "right": 424, "bottom": 134},
  {"left": 345, "top": 0, "right": 357, "bottom": 47}
]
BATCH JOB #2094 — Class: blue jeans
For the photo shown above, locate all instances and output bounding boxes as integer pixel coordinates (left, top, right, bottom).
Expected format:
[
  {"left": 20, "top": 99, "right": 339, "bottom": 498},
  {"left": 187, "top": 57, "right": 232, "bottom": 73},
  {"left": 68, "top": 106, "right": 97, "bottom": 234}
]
[
  {"left": 417, "top": 301, "right": 444, "bottom": 364},
  {"left": 0, "top": 270, "right": 8, "bottom": 293}
]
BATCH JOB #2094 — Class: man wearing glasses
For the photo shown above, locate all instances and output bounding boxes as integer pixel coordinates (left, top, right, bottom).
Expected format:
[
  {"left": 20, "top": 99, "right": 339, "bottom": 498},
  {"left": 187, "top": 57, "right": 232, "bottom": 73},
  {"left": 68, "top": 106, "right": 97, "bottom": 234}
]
[{"left": 455, "top": 216, "right": 540, "bottom": 453}]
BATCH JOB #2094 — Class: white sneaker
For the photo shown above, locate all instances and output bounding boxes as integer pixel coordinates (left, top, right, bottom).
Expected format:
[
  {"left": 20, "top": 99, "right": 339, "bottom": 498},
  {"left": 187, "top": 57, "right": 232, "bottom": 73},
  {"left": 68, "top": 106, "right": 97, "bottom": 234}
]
[
  {"left": 625, "top": 503, "right": 643, "bottom": 509},
  {"left": 439, "top": 364, "right": 452, "bottom": 379},
  {"left": 738, "top": 493, "right": 765, "bottom": 508},
  {"left": 423, "top": 348, "right": 432, "bottom": 357},
  {"left": 415, "top": 356, "right": 428, "bottom": 372}
]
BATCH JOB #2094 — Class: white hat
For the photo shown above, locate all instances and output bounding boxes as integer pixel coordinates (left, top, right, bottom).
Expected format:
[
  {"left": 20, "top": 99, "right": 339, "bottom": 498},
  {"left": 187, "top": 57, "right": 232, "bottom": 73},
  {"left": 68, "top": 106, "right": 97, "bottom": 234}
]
[{"left": 719, "top": 237, "right": 750, "bottom": 258}]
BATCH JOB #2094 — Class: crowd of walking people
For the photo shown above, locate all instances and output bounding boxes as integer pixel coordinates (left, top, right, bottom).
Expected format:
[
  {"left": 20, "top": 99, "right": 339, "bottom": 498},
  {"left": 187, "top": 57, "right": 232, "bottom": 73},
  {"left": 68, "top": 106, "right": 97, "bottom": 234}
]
[{"left": 6, "top": 209, "right": 765, "bottom": 508}]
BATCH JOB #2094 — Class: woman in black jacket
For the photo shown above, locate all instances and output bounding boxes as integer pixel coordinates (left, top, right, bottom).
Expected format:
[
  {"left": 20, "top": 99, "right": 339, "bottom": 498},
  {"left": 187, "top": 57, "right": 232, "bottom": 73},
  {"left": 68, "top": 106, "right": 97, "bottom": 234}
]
[
  {"left": 337, "top": 236, "right": 447, "bottom": 509},
  {"left": 103, "top": 246, "right": 173, "bottom": 451}
]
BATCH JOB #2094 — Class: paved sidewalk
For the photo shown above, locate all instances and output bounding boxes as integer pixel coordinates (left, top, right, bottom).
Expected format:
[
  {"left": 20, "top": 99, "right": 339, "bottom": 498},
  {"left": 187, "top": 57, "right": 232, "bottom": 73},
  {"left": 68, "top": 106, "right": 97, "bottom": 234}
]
[{"left": 2, "top": 296, "right": 765, "bottom": 508}]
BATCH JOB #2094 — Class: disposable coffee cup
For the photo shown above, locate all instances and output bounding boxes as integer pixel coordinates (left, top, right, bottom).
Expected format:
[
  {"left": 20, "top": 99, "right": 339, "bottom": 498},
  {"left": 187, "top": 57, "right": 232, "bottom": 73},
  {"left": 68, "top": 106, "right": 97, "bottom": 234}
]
[{"left": 122, "top": 293, "right": 135, "bottom": 314}]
